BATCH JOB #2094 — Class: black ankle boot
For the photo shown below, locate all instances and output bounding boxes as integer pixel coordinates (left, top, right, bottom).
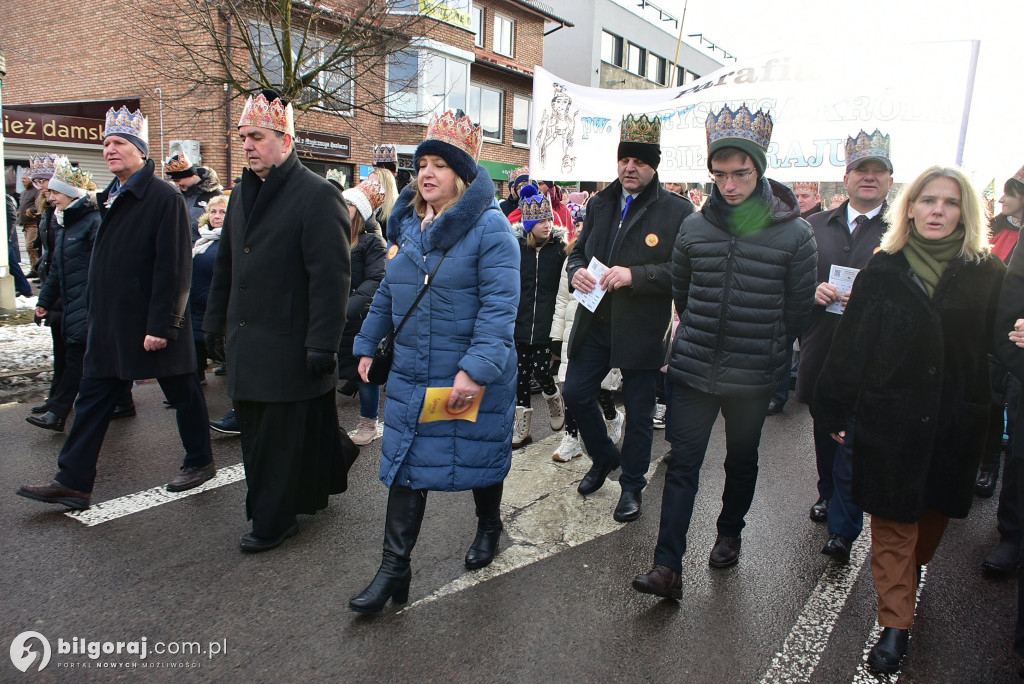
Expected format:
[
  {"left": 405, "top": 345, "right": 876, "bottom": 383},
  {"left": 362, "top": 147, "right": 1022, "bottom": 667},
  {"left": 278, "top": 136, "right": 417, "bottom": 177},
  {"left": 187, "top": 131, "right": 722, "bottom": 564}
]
[
  {"left": 465, "top": 516, "right": 503, "bottom": 569},
  {"left": 867, "top": 627, "right": 910, "bottom": 674},
  {"left": 350, "top": 486, "right": 426, "bottom": 614}
]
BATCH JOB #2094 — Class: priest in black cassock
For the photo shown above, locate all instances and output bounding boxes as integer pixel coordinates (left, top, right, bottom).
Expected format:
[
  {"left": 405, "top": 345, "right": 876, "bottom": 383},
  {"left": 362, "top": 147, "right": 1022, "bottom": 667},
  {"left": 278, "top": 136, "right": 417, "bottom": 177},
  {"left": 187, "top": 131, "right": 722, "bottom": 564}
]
[{"left": 204, "top": 89, "right": 352, "bottom": 552}]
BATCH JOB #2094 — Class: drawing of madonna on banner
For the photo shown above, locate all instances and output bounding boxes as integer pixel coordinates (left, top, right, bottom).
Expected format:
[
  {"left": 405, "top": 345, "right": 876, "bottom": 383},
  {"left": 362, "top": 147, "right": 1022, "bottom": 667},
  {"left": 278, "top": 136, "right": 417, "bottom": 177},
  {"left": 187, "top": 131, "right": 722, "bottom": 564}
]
[{"left": 530, "top": 40, "right": 978, "bottom": 183}]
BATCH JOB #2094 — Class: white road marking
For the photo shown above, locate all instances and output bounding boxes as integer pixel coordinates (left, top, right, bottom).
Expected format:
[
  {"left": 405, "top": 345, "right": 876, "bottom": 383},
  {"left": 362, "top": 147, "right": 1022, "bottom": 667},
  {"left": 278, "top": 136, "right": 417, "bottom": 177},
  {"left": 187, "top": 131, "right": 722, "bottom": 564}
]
[
  {"left": 850, "top": 566, "right": 928, "bottom": 683},
  {"left": 64, "top": 464, "right": 245, "bottom": 526},
  {"left": 402, "top": 434, "right": 655, "bottom": 612},
  {"left": 760, "top": 521, "right": 873, "bottom": 684}
]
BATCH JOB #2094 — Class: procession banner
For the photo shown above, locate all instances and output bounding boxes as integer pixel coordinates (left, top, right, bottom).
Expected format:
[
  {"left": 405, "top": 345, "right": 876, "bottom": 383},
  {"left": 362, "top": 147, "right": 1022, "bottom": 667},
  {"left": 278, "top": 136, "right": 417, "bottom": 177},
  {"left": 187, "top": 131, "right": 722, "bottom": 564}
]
[{"left": 529, "top": 40, "right": 979, "bottom": 183}]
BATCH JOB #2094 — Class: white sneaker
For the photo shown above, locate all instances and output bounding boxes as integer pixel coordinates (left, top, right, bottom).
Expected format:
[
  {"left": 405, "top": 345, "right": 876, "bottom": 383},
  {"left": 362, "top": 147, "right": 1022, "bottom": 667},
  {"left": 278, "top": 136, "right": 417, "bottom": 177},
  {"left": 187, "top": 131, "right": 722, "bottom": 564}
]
[
  {"left": 348, "top": 417, "right": 381, "bottom": 446},
  {"left": 605, "top": 408, "right": 624, "bottom": 446},
  {"left": 552, "top": 432, "right": 583, "bottom": 462},
  {"left": 653, "top": 403, "right": 667, "bottom": 429}
]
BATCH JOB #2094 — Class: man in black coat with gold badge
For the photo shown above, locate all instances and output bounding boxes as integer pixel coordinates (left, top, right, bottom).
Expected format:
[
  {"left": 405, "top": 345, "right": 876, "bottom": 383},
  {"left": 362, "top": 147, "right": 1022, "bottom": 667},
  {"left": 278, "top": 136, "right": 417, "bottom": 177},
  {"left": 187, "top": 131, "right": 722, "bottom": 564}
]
[
  {"left": 204, "top": 90, "right": 351, "bottom": 553},
  {"left": 17, "top": 107, "right": 215, "bottom": 511},
  {"left": 564, "top": 113, "right": 694, "bottom": 523}
]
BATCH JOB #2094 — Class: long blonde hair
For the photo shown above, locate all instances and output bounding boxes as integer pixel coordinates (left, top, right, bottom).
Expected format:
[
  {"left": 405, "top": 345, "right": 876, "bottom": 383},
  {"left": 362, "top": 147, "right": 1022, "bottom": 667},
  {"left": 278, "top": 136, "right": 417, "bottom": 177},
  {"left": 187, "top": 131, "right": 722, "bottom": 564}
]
[
  {"left": 881, "top": 165, "right": 990, "bottom": 262},
  {"left": 371, "top": 169, "right": 398, "bottom": 222}
]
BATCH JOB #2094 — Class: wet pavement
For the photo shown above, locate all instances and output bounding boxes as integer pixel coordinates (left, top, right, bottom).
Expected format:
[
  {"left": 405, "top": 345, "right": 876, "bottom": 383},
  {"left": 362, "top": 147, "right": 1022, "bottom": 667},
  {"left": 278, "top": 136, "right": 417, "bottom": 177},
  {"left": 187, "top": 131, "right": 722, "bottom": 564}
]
[{"left": 1, "top": 376, "right": 1019, "bottom": 682}]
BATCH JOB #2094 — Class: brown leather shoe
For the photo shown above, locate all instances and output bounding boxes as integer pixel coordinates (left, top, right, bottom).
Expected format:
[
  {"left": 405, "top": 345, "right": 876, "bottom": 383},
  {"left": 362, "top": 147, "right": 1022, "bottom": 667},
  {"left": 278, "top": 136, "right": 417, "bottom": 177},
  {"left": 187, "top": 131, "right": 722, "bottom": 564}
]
[
  {"left": 709, "top": 535, "right": 741, "bottom": 568},
  {"left": 632, "top": 565, "right": 682, "bottom": 599},
  {"left": 16, "top": 480, "right": 91, "bottom": 510},
  {"left": 166, "top": 463, "right": 216, "bottom": 492}
]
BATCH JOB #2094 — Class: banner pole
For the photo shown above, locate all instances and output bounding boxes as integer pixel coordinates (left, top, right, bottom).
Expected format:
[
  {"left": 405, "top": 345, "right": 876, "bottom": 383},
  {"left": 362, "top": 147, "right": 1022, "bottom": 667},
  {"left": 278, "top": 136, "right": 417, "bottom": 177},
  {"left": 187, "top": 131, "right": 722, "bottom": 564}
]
[
  {"left": 955, "top": 40, "right": 980, "bottom": 166},
  {"left": 671, "top": 0, "right": 689, "bottom": 86}
]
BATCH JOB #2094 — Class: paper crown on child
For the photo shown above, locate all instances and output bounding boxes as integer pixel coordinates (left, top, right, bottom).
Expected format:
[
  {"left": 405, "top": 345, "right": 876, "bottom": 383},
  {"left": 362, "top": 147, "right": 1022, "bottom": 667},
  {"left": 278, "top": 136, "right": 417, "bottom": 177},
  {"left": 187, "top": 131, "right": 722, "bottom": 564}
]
[
  {"left": 519, "top": 184, "right": 552, "bottom": 232},
  {"left": 164, "top": 152, "right": 197, "bottom": 179},
  {"left": 29, "top": 153, "right": 59, "bottom": 180},
  {"left": 48, "top": 156, "right": 92, "bottom": 198},
  {"left": 343, "top": 179, "right": 386, "bottom": 221}
]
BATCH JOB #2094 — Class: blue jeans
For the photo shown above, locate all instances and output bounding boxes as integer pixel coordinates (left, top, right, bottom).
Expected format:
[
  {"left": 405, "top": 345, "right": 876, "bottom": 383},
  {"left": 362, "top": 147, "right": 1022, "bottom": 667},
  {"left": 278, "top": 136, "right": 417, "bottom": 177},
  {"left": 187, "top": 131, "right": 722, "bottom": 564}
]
[
  {"left": 358, "top": 380, "right": 380, "bottom": 420},
  {"left": 828, "top": 417, "right": 863, "bottom": 541}
]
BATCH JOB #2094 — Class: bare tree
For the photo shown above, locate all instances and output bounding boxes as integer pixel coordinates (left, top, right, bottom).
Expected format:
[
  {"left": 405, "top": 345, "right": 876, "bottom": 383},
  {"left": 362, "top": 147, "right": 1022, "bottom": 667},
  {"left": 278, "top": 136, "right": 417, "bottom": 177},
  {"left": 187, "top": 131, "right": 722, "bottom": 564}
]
[{"left": 128, "top": 0, "right": 450, "bottom": 123}]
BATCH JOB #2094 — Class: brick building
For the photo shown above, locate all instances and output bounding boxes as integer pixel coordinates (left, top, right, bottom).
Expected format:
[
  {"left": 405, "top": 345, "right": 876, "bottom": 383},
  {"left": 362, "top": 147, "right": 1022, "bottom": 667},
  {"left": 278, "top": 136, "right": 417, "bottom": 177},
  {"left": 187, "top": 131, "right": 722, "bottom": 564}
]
[{"left": 2, "top": 0, "right": 570, "bottom": 195}]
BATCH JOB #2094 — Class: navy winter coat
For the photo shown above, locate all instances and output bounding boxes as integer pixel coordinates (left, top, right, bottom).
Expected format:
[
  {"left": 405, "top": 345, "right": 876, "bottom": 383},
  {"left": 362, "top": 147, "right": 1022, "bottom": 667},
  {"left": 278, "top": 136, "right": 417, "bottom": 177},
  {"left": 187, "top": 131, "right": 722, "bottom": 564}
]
[
  {"left": 339, "top": 218, "right": 387, "bottom": 380},
  {"left": 513, "top": 224, "right": 566, "bottom": 345},
  {"left": 353, "top": 169, "right": 519, "bottom": 491},
  {"left": 37, "top": 193, "right": 101, "bottom": 344}
]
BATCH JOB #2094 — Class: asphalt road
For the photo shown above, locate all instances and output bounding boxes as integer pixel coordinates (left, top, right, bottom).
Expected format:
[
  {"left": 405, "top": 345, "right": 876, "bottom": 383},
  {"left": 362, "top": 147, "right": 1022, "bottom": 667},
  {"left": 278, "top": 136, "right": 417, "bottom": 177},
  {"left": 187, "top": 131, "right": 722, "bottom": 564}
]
[{"left": 1, "top": 377, "right": 1019, "bottom": 683}]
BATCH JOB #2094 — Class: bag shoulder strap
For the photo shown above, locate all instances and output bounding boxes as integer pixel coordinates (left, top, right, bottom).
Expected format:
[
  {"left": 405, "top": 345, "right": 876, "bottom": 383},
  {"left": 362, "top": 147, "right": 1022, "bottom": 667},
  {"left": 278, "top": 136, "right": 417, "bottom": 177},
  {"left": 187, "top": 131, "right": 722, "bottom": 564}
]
[{"left": 393, "top": 246, "right": 450, "bottom": 336}]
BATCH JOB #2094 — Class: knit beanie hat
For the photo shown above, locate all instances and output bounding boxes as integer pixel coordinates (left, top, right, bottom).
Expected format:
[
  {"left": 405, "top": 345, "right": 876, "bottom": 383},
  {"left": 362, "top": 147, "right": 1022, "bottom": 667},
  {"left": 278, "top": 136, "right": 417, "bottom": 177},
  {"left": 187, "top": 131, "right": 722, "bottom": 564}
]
[{"left": 414, "top": 110, "right": 483, "bottom": 183}]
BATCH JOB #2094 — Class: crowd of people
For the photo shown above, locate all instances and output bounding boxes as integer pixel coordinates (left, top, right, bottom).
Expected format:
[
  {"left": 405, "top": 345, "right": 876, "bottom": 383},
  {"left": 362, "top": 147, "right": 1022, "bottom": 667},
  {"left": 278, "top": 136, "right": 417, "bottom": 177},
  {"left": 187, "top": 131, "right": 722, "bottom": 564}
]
[{"left": 7, "top": 88, "right": 1024, "bottom": 676}]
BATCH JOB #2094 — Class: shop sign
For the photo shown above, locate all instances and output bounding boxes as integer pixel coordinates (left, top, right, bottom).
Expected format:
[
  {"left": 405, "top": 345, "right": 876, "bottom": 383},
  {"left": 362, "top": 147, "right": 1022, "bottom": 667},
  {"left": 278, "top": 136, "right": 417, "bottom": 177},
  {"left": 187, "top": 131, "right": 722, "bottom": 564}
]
[
  {"left": 294, "top": 130, "right": 351, "bottom": 160},
  {"left": 3, "top": 109, "right": 105, "bottom": 145}
]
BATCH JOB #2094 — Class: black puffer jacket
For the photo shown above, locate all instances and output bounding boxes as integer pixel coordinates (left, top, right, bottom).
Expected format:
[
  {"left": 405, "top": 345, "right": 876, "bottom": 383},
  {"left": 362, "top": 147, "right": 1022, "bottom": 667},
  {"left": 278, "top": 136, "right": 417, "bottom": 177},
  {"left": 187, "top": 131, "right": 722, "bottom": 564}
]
[
  {"left": 37, "top": 194, "right": 101, "bottom": 344},
  {"left": 338, "top": 217, "right": 387, "bottom": 380},
  {"left": 670, "top": 178, "right": 817, "bottom": 397},
  {"left": 514, "top": 225, "right": 566, "bottom": 344}
]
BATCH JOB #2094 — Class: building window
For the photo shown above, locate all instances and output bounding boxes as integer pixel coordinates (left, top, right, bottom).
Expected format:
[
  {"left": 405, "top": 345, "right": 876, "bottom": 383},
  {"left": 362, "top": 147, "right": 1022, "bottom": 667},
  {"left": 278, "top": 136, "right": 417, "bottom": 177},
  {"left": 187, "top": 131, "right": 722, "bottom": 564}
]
[
  {"left": 648, "top": 53, "right": 667, "bottom": 85},
  {"left": 471, "top": 5, "right": 485, "bottom": 48},
  {"left": 385, "top": 48, "right": 469, "bottom": 122},
  {"left": 493, "top": 14, "right": 514, "bottom": 57},
  {"left": 627, "top": 43, "right": 646, "bottom": 77},
  {"left": 513, "top": 95, "right": 531, "bottom": 147},
  {"left": 601, "top": 31, "right": 623, "bottom": 67},
  {"left": 469, "top": 84, "right": 503, "bottom": 142},
  {"left": 676, "top": 66, "right": 700, "bottom": 86},
  {"left": 248, "top": 22, "right": 354, "bottom": 113}
]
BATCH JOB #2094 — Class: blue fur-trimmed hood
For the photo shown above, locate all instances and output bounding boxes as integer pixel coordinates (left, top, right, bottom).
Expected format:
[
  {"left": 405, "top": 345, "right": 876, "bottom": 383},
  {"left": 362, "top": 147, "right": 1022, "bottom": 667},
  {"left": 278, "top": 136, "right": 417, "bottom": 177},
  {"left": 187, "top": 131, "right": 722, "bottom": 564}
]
[{"left": 388, "top": 165, "right": 498, "bottom": 250}]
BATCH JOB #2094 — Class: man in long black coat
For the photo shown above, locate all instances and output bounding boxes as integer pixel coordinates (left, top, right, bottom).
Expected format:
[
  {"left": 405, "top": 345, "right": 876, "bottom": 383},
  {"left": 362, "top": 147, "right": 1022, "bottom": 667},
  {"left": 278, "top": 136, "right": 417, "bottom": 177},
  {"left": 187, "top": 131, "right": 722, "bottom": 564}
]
[
  {"left": 17, "top": 108, "right": 215, "bottom": 510},
  {"left": 204, "top": 90, "right": 351, "bottom": 553},
  {"left": 564, "top": 113, "right": 693, "bottom": 524},
  {"left": 797, "top": 130, "right": 893, "bottom": 565}
]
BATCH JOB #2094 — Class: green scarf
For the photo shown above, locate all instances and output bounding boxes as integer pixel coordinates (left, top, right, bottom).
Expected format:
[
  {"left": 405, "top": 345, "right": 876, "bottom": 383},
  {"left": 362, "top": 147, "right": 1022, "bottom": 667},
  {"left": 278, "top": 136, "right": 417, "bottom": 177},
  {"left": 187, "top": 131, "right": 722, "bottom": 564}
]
[{"left": 902, "top": 226, "right": 964, "bottom": 296}]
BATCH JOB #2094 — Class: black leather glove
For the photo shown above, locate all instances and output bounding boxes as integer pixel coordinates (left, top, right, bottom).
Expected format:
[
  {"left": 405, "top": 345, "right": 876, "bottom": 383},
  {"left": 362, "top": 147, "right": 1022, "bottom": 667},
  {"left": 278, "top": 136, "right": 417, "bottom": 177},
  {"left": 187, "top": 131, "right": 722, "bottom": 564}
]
[
  {"left": 306, "top": 348, "right": 337, "bottom": 378},
  {"left": 205, "top": 332, "right": 226, "bottom": 363}
]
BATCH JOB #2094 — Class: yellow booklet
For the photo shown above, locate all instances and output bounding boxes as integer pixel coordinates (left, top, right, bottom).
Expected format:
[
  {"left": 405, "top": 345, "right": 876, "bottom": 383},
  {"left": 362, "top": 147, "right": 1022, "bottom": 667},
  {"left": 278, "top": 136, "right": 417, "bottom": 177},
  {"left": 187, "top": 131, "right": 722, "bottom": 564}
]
[{"left": 419, "top": 387, "right": 485, "bottom": 423}]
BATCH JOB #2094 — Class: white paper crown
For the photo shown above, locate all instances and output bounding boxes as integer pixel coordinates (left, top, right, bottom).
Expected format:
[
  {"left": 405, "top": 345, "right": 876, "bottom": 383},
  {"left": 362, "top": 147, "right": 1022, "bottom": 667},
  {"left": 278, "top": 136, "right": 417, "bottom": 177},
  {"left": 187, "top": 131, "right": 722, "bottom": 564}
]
[
  {"left": 373, "top": 144, "right": 398, "bottom": 164},
  {"left": 29, "top": 153, "right": 59, "bottom": 179}
]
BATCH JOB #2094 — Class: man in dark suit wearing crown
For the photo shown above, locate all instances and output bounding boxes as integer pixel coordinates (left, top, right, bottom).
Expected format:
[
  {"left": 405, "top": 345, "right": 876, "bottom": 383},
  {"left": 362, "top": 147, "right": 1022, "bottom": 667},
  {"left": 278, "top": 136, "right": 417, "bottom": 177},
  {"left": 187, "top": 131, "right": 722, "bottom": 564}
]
[
  {"left": 632, "top": 105, "right": 816, "bottom": 598},
  {"left": 17, "top": 107, "right": 215, "bottom": 511},
  {"left": 564, "top": 113, "right": 694, "bottom": 524},
  {"left": 203, "top": 90, "right": 351, "bottom": 553}
]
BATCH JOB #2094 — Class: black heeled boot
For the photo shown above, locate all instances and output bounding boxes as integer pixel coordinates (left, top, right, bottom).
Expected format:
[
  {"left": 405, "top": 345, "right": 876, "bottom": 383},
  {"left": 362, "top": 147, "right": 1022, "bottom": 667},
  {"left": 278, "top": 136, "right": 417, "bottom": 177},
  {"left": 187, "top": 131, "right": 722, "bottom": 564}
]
[
  {"left": 465, "top": 483, "right": 504, "bottom": 570},
  {"left": 349, "top": 486, "right": 427, "bottom": 614}
]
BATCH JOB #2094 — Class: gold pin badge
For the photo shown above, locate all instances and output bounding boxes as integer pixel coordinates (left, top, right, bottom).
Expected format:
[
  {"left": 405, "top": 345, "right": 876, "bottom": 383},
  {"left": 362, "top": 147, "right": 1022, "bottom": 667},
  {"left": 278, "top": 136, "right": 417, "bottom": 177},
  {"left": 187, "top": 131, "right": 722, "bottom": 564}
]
[
  {"left": 645, "top": 233, "right": 659, "bottom": 247},
  {"left": 387, "top": 244, "right": 399, "bottom": 259}
]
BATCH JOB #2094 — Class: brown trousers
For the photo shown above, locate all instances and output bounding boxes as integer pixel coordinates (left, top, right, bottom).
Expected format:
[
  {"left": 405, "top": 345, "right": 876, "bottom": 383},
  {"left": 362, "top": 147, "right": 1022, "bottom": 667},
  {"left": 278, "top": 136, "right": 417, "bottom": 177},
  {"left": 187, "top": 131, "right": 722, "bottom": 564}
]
[{"left": 870, "top": 510, "right": 949, "bottom": 629}]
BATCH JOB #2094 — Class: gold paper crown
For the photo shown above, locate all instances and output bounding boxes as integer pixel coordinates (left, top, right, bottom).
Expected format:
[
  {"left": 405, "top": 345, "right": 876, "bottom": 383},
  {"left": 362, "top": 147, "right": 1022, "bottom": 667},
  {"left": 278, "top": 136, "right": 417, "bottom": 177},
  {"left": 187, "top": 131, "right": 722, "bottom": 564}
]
[
  {"left": 164, "top": 153, "right": 194, "bottom": 174},
  {"left": 238, "top": 92, "right": 295, "bottom": 137},
  {"left": 373, "top": 144, "right": 398, "bottom": 164},
  {"left": 705, "top": 105, "right": 773, "bottom": 150},
  {"left": 424, "top": 110, "right": 483, "bottom": 162},
  {"left": 1013, "top": 164, "right": 1024, "bottom": 186},
  {"left": 792, "top": 181, "right": 819, "bottom": 194},
  {"left": 103, "top": 106, "right": 149, "bottom": 143},
  {"left": 29, "top": 153, "right": 59, "bottom": 179},
  {"left": 50, "top": 155, "right": 92, "bottom": 190},
  {"left": 521, "top": 194, "right": 553, "bottom": 224},
  {"left": 620, "top": 114, "right": 661, "bottom": 145},
  {"left": 507, "top": 165, "right": 530, "bottom": 184},
  {"left": 356, "top": 179, "right": 386, "bottom": 212},
  {"left": 845, "top": 130, "right": 891, "bottom": 169},
  {"left": 326, "top": 169, "right": 345, "bottom": 183}
]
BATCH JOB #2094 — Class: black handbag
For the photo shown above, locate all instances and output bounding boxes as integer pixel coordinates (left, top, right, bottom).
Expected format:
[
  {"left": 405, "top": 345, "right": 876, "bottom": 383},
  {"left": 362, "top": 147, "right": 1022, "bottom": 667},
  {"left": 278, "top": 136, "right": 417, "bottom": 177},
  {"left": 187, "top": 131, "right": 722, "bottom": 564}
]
[{"left": 366, "top": 248, "right": 450, "bottom": 385}]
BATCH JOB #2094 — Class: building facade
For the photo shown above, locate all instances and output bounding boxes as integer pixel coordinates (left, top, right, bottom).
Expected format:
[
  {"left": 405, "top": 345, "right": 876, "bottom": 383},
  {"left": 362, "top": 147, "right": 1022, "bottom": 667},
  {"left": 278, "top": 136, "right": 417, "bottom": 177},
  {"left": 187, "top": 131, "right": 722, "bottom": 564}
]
[{"left": 2, "top": 1, "right": 570, "bottom": 196}]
